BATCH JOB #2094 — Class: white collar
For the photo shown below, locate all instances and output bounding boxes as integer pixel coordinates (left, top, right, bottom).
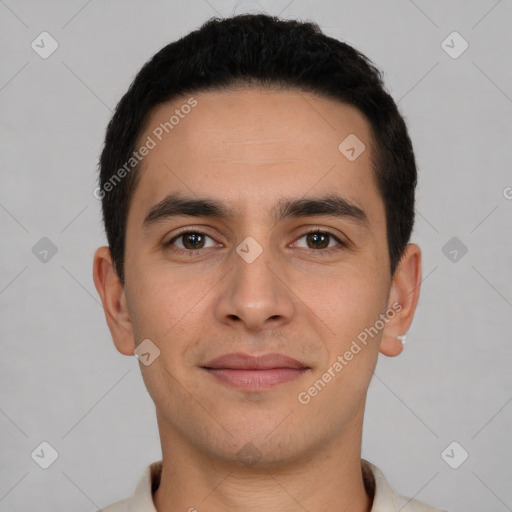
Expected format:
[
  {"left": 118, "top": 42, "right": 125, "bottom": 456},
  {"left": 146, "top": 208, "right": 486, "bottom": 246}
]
[{"left": 103, "top": 459, "right": 444, "bottom": 512}]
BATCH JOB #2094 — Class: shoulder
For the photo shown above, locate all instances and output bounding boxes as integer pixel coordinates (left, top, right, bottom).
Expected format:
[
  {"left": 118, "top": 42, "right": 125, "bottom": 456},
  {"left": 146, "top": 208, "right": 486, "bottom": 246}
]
[
  {"left": 97, "top": 497, "right": 130, "bottom": 512},
  {"left": 96, "top": 460, "right": 162, "bottom": 512},
  {"left": 362, "top": 459, "right": 448, "bottom": 512},
  {"left": 395, "top": 494, "right": 448, "bottom": 512}
]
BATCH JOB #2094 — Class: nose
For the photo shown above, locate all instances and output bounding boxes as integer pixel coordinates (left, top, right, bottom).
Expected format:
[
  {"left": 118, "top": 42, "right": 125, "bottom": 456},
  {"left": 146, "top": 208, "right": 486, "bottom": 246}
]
[{"left": 213, "top": 240, "right": 296, "bottom": 334}]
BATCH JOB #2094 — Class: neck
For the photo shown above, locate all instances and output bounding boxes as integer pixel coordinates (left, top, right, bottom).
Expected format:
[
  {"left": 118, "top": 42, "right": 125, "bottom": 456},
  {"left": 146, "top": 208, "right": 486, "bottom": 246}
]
[{"left": 152, "top": 408, "right": 373, "bottom": 512}]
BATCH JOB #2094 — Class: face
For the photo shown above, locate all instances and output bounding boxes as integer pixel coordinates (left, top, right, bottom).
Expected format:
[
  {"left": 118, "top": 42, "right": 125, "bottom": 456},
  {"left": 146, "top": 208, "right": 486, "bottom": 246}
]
[{"left": 96, "top": 87, "right": 419, "bottom": 467}]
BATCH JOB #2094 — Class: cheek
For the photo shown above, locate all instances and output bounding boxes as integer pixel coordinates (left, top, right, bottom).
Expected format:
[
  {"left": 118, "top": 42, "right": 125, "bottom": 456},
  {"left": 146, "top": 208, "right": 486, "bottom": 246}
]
[
  {"left": 128, "top": 265, "right": 213, "bottom": 365},
  {"left": 298, "top": 280, "right": 385, "bottom": 409},
  {"left": 292, "top": 263, "right": 388, "bottom": 341},
  {"left": 126, "top": 270, "right": 182, "bottom": 344},
  {"left": 129, "top": 274, "right": 201, "bottom": 400}
]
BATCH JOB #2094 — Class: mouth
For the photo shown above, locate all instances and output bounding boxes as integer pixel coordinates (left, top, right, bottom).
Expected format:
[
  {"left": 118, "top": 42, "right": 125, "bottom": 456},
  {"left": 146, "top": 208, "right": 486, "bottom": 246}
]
[{"left": 201, "top": 352, "right": 310, "bottom": 391}]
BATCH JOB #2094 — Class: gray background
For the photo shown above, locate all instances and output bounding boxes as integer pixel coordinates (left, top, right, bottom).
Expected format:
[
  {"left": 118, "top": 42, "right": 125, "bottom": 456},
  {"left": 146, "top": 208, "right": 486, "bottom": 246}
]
[{"left": 1, "top": 0, "right": 511, "bottom": 511}]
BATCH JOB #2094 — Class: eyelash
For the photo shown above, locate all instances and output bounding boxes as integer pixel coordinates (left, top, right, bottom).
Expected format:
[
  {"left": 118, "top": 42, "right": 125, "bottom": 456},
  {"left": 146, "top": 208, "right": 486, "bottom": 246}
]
[{"left": 166, "top": 228, "right": 347, "bottom": 256}]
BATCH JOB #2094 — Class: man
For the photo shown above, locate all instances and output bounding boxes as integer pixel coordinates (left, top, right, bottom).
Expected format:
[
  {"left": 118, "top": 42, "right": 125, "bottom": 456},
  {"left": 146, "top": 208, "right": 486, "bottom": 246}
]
[{"left": 93, "top": 13, "right": 447, "bottom": 512}]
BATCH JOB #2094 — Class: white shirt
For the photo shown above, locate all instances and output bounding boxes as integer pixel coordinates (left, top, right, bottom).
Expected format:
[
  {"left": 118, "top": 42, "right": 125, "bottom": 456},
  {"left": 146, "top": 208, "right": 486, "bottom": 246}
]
[{"left": 98, "top": 459, "right": 447, "bottom": 512}]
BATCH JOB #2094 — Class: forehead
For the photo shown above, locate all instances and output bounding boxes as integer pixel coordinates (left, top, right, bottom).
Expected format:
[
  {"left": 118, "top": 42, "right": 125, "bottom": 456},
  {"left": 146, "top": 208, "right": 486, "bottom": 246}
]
[
  {"left": 129, "top": 87, "right": 383, "bottom": 227},
  {"left": 140, "top": 87, "right": 372, "bottom": 158}
]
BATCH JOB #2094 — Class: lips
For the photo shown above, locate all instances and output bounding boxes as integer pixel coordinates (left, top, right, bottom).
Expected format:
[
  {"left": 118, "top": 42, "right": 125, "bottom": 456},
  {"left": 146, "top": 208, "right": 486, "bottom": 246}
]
[
  {"left": 201, "top": 353, "right": 309, "bottom": 391},
  {"left": 203, "top": 352, "right": 308, "bottom": 370}
]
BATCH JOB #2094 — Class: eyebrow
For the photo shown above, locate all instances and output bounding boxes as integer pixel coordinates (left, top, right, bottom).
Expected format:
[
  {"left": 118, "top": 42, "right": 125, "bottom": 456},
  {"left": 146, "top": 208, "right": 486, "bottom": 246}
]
[{"left": 142, "top": 192, "right": 370, "bottom": 231}]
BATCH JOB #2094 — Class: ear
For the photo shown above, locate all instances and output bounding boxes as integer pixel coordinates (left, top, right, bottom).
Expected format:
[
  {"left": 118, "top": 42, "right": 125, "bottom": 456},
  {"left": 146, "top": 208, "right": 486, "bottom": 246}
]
[
  {"left": 380, "top": 243, "right": 422, "bottom": 357},
  {"left": 92, "top": 246, "right": 135, "bottom": 356}
]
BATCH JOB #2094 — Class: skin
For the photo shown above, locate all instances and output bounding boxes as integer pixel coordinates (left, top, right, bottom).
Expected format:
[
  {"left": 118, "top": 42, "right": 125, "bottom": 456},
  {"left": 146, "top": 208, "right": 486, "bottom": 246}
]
[{"left": 93, "top": 87, "right": 421, "bottom": 512}]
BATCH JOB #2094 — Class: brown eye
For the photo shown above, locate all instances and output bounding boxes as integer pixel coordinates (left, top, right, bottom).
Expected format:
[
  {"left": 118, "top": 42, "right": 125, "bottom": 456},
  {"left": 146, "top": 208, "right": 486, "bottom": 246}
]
[
  {"left": 306, "top": 232, "right": 330, "bottom": 249},
  {"left": 294, "top": 230, "right": 345, "bottom": 253},
  {"left": 168, "top": 231, "right": 216, "bottom": 251}
]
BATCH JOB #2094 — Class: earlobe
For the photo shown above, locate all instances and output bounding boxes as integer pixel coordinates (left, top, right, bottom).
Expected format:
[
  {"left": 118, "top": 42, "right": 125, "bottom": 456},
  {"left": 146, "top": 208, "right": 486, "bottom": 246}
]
[
  {"left": 92, "top": 246, "right": 136, "bottom": 356},
  {"left": 379, "top": 243, "right": 422, "bottom": 358},
  {"left": 380, "top": 335, "right": 404, "bottom": 357}
]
